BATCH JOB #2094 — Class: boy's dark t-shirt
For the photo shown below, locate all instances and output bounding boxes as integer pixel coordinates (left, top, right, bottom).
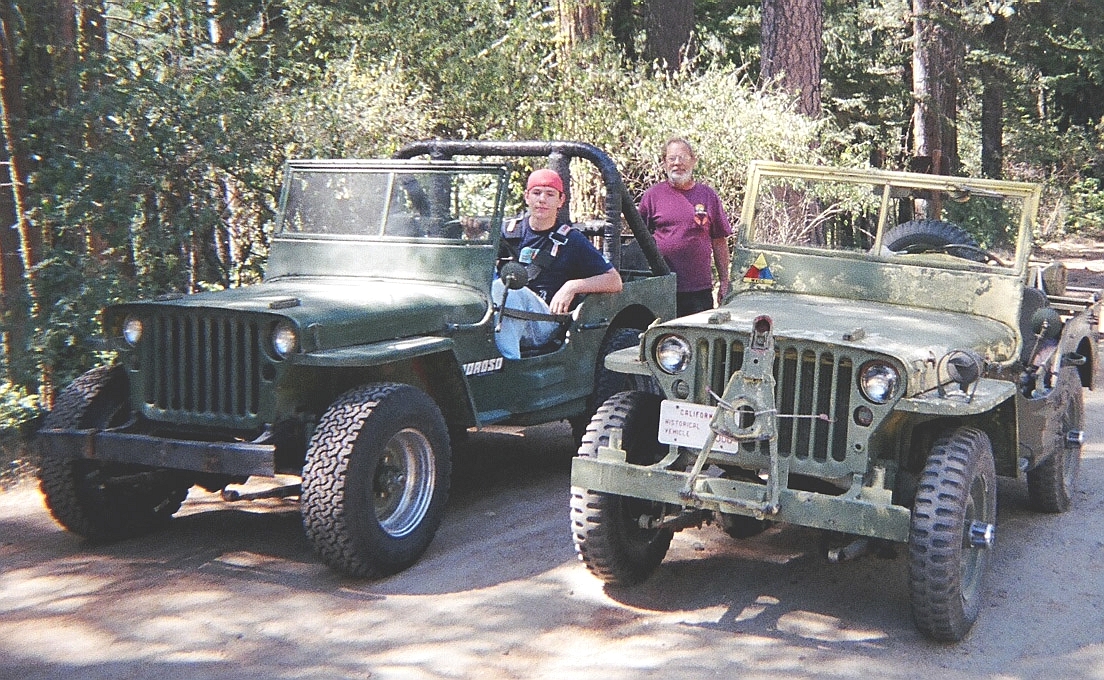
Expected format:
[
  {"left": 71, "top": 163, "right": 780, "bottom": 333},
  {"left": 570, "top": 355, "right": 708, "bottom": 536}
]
[{"left": 504, "top": 215, "right": 613, "bottom": 304}]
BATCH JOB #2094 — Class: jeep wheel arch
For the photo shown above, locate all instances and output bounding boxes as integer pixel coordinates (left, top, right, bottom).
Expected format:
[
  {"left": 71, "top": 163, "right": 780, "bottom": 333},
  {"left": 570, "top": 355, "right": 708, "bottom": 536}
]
[{"left": 570, "top": 327, "right": 645, "bottom": 442}]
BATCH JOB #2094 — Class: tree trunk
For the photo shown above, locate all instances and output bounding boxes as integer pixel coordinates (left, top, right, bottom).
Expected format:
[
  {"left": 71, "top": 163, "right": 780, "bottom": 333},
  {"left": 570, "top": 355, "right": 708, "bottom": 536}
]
[
  {"left": 644, "top": 0, "right": 693, "bottom": 72},
  {"left": 979, "top": 15, "right": 1006, "bottom": 179},
  {"left": 760, "top": 0, "right": 823, "bottom": 118},
  {"left": 0, "top": 119, "right": 30, "bottom": 385},
  {"left": 0, "top": 3, "right": 43, "bottom": 390},
  {"left": 79, "top": 0, "right": 107, "bottom": 86},
  {"left": 610, "top": 0, "right": 636, "bottom": 62},
  {"left": 557, "top": 0, "right": 602, "bottom": 47},
  {"left": 911, "top": 0, "right": 962, "bottom": 175},
  {"left": 206, "top": 0, "right": 235, "bottom": 46},
  {"left": 981, "top": 81, "right": 1003, "bottom": 179}
]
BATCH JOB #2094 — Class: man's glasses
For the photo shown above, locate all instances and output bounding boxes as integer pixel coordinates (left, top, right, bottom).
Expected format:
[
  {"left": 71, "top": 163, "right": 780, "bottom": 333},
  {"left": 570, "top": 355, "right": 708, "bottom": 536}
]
[{"left": 664, "top": 154, "right": 693, "bottom": 164}]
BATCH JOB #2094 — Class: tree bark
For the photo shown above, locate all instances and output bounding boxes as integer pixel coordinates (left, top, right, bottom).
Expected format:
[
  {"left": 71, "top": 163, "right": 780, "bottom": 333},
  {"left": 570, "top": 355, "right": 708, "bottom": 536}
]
[
  {"left": 557, "top": 0, "right": 602, "bottom": 47},
  {"left": 644, "top": 0, "right": 693, "bottom": 72},
  {"left": 610, "top": 0, "right": 636, "bottom": 62},
  {"left": 981, "top": 81, "right": 1004, "bottom": 179},
  {"left": 911, "top": 0, "right": 962, "bottom": 174},
  {"left": 0, "top": 3, "right": 42, "bottom": 389},
  {"left": 760, "top": 0, "right": 823, "bottom": 118},
  {"left": 979, "top": 15, "right": 1006, "bottom": 179}
]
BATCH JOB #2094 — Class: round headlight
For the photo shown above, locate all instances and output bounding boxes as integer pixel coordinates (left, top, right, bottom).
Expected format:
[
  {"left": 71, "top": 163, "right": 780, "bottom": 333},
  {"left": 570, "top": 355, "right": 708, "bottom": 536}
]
[
  {"left": 272, "top": 320, "right": 299, "bottom": 357},
  {"left": 122, "top": 316, "right": 143, "bottom": 346},
  {"left": 858, "top": 360, "right": 900, "bottom": 404},
  {"left": 654, "top": 334, "right": 692, "bottom": 374}
]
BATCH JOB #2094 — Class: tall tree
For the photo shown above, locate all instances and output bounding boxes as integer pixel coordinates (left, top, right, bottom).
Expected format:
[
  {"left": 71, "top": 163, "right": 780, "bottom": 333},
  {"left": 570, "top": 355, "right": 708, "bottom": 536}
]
[
  {"left": 911, "top": 0, "right": 963, "bottom": 175},
  {"left": 0, "top": 2, "right": 40, "bottom": 387},
  {"left": 558, "top": 0, "right": 602, "bottom": 47},
  {"left": 760, "top": 0, "right": 823, "bottom": 117},
  {"left": 978, "top": 14, "right": 1008, "bottom": 179},
  {"left": 644, "top": 0, "right": 693, "bottom": 71}
]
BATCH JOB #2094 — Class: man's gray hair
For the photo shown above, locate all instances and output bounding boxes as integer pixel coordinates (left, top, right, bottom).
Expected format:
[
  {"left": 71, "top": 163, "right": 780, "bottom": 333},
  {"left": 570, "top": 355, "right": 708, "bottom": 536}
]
[{"left": 661, "top": 137, "right": 696, "bottom": 160}]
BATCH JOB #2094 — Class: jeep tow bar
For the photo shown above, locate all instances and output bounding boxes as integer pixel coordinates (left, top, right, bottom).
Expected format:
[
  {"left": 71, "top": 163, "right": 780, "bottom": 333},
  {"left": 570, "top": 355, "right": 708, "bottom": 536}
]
[{"left": 680, "top": 316, "right": 785, "bottom": 514}]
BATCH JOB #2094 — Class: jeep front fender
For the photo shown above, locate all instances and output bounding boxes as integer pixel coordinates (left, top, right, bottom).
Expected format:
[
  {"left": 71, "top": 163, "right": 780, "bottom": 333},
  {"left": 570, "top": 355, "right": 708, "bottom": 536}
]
[
  {"left": 290, "top": 335, "right": 455, "bottom": 367},
  {"left": 289, "top": 335, "right": 477, "bottom": 429},
  {"left": 895, "top": 378, "right": 1016, "bottom": 416}
]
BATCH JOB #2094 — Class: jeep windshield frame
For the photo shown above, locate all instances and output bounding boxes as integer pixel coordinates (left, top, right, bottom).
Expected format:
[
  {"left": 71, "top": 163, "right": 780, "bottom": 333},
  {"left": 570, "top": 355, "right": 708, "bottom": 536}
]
[
  {"left": 739, "top": 161, "right": 1040, "bottom": 277},
  {"left": 276, "top": 159, "right": 508, "bottom": 244}
]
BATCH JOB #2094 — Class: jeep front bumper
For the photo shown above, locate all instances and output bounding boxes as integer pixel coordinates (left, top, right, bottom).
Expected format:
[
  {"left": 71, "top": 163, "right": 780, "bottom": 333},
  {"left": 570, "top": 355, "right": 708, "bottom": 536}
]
[
  {"left": 571, "top": 452, "right": 911, "bottom": 542},
  {"left": 36, "top": 429, "right": 275, "bottom": 477}
]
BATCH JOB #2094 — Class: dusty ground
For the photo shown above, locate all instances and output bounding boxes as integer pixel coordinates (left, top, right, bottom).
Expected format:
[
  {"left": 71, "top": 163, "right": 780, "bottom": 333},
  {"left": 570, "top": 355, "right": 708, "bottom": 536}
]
[{"left": 3, "top": 385, "right": 1104, "bottom": 680}]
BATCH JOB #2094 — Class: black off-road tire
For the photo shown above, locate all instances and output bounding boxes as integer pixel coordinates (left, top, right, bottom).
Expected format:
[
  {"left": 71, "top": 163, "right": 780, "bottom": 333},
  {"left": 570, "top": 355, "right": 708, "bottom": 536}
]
[
  {"left": 1027, "top": 367, "right": 1084, "bottom": 513},
  {"left": 570, "top": 327, "right": 644, "bottom": 443},
  {"left": 883, "top": 219, "right": 986, "bottom": 262},
  {"left": 301, "top": 382, "right": 451, "bottom": 577},
  {"left": 908, "top": 426, "right": 997, "bottom": 642},
  {"left": 570, "top": 391, "right": 673, "bottom": 585},
  {"left": 38, "top": 365, "right": 190, "bottom": 541}
]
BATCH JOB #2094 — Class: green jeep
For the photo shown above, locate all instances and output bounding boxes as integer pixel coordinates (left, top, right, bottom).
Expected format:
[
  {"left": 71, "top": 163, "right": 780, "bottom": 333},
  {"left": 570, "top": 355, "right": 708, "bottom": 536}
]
[
  {"left": 570, "top": 161, "right": 1100, "bottom": 641},
  {"left": 36, "top": 140, "right": 676, "bottom": 577}
]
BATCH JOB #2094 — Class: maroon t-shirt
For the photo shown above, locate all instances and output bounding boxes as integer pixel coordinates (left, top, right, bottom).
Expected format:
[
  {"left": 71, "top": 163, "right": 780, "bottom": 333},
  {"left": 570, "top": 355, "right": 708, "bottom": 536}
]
[{"left": 639, "top": 181, "right": 732, "bottom": 292}]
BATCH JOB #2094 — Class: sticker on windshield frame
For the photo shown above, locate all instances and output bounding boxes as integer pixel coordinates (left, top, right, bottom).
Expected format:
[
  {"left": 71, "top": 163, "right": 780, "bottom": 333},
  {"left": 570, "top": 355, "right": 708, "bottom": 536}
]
[{"left": 742, "top": 253, "right": 775, "bottom": 285}]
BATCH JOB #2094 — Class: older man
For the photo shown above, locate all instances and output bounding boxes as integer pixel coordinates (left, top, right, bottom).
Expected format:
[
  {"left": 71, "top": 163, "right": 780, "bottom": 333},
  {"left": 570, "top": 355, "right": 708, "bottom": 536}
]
[{"left": 639, "top": 137, "right": 733, "bottom": 316}]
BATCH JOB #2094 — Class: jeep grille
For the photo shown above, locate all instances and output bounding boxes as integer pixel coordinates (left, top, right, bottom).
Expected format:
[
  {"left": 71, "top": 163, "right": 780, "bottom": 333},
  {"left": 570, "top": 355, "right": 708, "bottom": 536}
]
[
  {"left": 136, "top": 311, "right": 263, "bottom": 425},
  {"left": 703, "top": 338, "right": 854, "bottom": 462}
]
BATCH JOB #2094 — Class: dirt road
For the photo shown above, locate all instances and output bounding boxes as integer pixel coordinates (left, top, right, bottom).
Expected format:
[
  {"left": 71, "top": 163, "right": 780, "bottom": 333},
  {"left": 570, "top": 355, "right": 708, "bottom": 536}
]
[{"left": 3, "top": 389, "right": 1104, "bottom": 680}]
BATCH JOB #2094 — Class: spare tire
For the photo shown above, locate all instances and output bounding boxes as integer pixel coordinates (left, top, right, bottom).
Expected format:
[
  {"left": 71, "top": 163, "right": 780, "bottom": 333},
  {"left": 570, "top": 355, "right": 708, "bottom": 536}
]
[{"left": 882, "top": 219, "right": 986, "bottom": 262}]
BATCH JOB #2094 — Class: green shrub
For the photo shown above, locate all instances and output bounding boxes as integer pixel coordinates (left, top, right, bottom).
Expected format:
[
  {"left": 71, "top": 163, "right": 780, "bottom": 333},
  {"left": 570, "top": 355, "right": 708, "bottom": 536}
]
[{"left": 0, "top": 382, "right": 43, "bottom": 488}]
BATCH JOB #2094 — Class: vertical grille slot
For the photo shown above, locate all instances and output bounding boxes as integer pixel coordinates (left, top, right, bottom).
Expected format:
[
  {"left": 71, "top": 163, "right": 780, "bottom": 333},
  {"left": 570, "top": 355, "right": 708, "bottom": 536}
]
[
  {"left": 142, "top": 311, "right": 263, "bottom": 420},
  {"left": 704, "top": 337, "right": 854, "bottom": 464}
]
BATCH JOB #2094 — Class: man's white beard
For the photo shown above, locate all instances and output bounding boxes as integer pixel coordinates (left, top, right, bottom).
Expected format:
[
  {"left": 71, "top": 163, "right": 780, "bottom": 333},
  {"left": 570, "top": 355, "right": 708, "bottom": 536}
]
[{"left": 667, "top": 169, "right": 692, "bottom": 186}]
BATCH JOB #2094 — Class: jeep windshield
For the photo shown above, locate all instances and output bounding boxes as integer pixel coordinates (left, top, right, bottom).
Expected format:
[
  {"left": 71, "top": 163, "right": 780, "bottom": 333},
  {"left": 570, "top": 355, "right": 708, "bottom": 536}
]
[
  {"left": 278, "top": 161, "right": 507, "bottom": 242},
  {"left": 741, "top": 161, "right": 1039, "bottom": 275}
]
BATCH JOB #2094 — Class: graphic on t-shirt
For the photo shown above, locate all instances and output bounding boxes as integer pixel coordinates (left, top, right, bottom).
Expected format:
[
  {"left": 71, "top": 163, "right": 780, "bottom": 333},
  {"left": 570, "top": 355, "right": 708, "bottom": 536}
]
[
  {"left": 693, "top": 203, "right": 710, "bottom": 229},
  {"left": 742, "top": 253, "right": 775, "bottom": 285}
]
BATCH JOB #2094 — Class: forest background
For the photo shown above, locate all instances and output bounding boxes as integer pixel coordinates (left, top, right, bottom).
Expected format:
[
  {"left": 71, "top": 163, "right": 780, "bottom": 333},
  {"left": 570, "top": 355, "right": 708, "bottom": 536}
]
[{"left": 0, "top": 0, "right": 1102, "bottom": 450}]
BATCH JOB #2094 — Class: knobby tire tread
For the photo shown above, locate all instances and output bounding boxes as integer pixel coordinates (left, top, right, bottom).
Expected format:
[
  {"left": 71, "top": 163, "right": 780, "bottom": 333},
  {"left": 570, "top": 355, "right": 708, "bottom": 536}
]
[
  {"left": 908, "top": 426, "right": 995, "bottom": 642},
  {"left": 570, "top": 390, "right": 671, "bottom": 586},
  {"left": 39, "top": 365, "right": 188, "bottom": 541},
  {"left": 301, "top": 382, "right": 450, "bottom": 578}
]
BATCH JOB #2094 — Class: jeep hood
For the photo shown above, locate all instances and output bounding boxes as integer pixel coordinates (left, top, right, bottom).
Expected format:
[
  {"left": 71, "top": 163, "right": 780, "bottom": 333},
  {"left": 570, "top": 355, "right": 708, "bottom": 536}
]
[
  {"left": 114, "top": 277, "right": 489, "bottom": 348},
  {"left": 675, "top": 292, "right": 1018, "bottom": 367}
]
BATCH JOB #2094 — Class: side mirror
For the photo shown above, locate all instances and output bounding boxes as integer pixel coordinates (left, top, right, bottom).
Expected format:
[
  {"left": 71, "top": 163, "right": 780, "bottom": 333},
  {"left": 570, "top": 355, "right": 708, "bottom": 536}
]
[{"left": 500, "top": 262, "right": 529, "bottom": 290}]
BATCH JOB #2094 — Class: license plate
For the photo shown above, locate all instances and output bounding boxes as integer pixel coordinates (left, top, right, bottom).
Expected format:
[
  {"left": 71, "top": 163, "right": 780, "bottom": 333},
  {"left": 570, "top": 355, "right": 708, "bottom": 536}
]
[{"left": 658, "top": 400, "right": 742, "bottom": 453}]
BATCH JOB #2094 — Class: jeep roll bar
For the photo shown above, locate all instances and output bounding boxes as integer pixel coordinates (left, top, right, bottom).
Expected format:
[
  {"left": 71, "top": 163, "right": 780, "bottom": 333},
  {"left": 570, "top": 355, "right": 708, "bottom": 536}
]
[{"left": 394, "top": 139, "right": 670, "bottom": 277}]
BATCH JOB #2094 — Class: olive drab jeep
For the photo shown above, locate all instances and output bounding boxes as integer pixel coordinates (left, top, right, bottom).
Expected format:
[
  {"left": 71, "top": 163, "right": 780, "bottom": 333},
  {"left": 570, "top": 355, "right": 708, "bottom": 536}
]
[
  {"left": 35, "top": 140, "right": 676, "bottom": 578},
  {"left": 570, "top": 161, "right": 1101, "bottom": 641}
]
